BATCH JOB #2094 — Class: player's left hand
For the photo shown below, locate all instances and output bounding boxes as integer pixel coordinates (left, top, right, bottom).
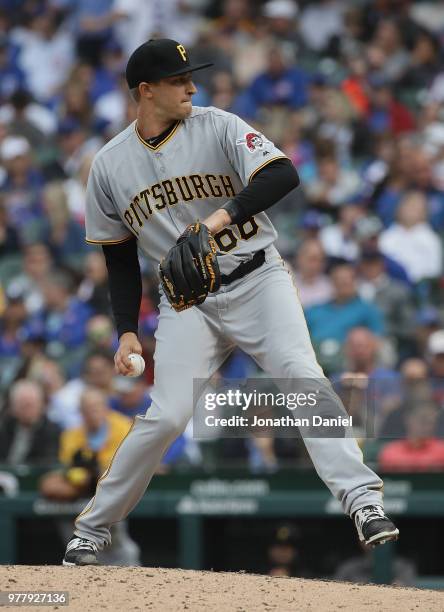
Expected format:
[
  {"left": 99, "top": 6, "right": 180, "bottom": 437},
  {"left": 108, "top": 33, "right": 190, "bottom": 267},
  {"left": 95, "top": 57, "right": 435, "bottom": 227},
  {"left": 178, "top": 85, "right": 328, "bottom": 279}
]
[{"left": 159, "top": 221, "right": 221, "bottom": 312}]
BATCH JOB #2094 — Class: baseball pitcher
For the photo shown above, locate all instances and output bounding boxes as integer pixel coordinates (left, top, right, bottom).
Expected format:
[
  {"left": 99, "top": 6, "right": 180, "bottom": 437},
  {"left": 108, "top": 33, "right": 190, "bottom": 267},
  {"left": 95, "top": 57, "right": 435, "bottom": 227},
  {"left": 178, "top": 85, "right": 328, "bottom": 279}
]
[{"left": 63, "top": 39, "right": 399, "bottom": 566}]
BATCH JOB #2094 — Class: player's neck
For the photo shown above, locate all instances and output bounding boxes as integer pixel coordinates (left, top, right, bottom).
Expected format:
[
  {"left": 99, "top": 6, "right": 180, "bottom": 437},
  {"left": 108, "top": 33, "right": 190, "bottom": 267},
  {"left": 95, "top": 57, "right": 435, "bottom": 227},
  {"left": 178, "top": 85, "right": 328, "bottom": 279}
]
[{"left": 136, "top": 108, "right": 177, "bottom": 140}]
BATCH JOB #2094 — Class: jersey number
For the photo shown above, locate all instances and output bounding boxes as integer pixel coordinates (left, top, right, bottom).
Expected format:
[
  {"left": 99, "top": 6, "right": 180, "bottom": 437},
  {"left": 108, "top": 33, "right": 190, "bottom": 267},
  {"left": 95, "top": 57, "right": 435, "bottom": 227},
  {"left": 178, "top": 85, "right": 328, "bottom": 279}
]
[{"left": 214, "top": 217, "right": 259, "bottom": 253}]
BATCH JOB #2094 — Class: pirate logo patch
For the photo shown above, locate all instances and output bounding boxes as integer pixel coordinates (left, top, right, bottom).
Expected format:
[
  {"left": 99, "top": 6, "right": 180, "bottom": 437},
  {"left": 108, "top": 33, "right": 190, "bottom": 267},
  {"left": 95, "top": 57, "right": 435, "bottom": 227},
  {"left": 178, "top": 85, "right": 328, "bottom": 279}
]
[{"left": 236, "top": 132, "right": 269, "bottom": 153}]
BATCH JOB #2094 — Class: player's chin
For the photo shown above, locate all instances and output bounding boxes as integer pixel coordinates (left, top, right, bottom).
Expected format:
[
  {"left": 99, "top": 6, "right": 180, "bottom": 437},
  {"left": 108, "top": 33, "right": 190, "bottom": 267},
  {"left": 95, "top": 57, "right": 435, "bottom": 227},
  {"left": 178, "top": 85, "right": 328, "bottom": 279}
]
[{"left": 179, "top": 101, "right": 193, "bottom": 117}]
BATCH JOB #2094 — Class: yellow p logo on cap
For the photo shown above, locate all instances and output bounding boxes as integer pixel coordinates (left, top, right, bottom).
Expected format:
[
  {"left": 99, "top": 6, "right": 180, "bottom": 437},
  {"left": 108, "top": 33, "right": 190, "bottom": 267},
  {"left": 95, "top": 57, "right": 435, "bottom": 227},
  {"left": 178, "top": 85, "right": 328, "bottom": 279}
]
[{"left": 177, "top": 44, "right": 187, "bottom": 62}]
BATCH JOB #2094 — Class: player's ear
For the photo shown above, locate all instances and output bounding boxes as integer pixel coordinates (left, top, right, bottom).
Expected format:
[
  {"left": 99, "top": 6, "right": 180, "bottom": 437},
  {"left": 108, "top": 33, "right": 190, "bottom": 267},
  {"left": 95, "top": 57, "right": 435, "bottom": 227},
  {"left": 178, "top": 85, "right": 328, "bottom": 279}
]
[{"left": 139, "top": 82, "right": 154, "bottom": 100}]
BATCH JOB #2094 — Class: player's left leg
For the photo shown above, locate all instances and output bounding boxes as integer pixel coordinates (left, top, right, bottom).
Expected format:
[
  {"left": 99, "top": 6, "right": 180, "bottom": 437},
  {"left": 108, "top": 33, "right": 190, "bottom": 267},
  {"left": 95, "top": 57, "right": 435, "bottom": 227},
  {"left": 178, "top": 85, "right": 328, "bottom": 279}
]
[
  {"left": 66, "top": 297, "right": 233, "bottom": 564},
  {"left": 222, "top": 254, "right": 398, "bottom": 545}
]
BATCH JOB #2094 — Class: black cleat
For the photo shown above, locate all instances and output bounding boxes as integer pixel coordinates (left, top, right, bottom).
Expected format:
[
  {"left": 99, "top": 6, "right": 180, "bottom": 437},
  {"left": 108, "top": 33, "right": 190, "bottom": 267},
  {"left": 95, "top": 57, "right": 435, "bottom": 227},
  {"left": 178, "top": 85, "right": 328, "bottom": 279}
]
[
  {"left": 353, "top": 505, "right": 399, "bottom": 547},
  {"left": 63, "top": 536, "right": 99, "bottom": 566}
]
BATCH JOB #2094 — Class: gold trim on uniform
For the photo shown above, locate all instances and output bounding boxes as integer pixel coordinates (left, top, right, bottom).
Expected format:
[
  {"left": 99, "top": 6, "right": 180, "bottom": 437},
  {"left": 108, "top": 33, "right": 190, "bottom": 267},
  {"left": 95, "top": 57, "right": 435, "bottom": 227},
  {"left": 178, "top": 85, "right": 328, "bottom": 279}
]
[
  {"left": 85, "top": 234, "right": 134, "bottom": 245},
  {"left": 135, "top": 120, "right": 182, "bottom": 151},
  {"left": 74, "top": 418, "right": 136, "bottom": 527},
  {"left": 248, "top": 155, "right": 289, "bottom": 183}
]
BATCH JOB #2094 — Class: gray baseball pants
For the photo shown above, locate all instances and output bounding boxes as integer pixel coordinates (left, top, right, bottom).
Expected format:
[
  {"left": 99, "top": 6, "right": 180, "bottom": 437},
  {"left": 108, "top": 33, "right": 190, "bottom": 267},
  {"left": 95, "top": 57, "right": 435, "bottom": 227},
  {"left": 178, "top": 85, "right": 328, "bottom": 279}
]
[{"left": 74, "top": 247, "right": 383, "bottom": 548}]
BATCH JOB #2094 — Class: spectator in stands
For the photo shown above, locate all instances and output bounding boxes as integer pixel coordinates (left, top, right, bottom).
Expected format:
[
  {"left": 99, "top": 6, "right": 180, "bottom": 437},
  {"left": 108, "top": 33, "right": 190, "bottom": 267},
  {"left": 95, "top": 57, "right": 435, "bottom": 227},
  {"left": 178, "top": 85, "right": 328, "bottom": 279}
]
[
  {"left": 368, "top": 19, "right": 410, "bottom": 84},
  {"left": 0, "top": 34, "right": 26, "bottom": 103},
  {"left": 24, "top": 270, "right": 93, "bottom": 374},
  {"left": 112, "top": 0, "right": 206, "bottom": 57},
  {"left": 315, "top": 88, "right": 359, "bottom": 165},
  {"left": 0, "top": 89, "right": 57, "bottom": 146},
  {"left": 319, "top": 200, "right": 365, "bottom": 261},
  {"left": 341, "top": 55, "right": 369, "bottom": 122},
  {"left": 93, "top": 69, "right": 127, "bottom": 131},
  {"left": 28, "top": 354, "right": 66, "bottom": 409},
  {"left": 333, "top": 327, "right": 401, "bottom": 435},
  {"left": 378, "top": 402, "right": 444, "bottom": 471},
  {"left": 211, "top": 0, "right": 256, "bottom": 48},
  {"left": 400, "top": 31, "right": 441, "bottom": 91},
  {"left": 305, "top": 262, "right": 384, "bottom": 345},
  {"left": 298, "top": 0, "right": 344, "bottom": 54},
  {"left": 64, "top": 0, "right": 114, "bottom": 67},
  {"left": 357, "top": 248, "right": 416, "bottom": 350},
  {"left": 47, "top": 348, "right": 115, "bottom": 430},
  {"left": 262, "top": 0, "right": 300, "bottom": 48},
  {"left": 425, "top": 330, "right": 444, "bottom": 408},
  {"left": 0, "top": 289, "right": 28, "bottom": 393},
  {"left": 6, "top": 243, "right": 53, "bottom": 315},
  {"left": 378, "top": 358, "right": 437, "bottom": 439},
  {"left": 62, "top": 152, "right": 92, "bottom": 224},
  {"left": 291, "top": 238, "right": 332, "bottom": 308},
  {"left": 0, "top": 289, "right": 26, "bottom": 360},
  {"left": 0, "top": 379, "right": 60, "bottom": 465},
  {"left": 15, "top": 8, "right": 75, "bottom": 102},
  {"left": 77, "top": 250, "right": 110, "bottom": 315},
  {"left": 60, "top": 79, "right": 93, "bottom": 128},
  {"left": 110, "top": 376, "right": 151, "bottom": 418},
  {"left": 0, "top": 198, "right": 20, "bottom": 257},
  {"left": 366, "top": 76, "right": 415, "bottom": 136},
  {"left": 207, "top": 70, "right": 236, "bottom": 112},
  {"left": 378, "top": 190, "right": 442, "bottom": 283},
  {"left": 374, "top": 142, "right": 444, "bottom": 231},
  {"left": 0, "top": 135, "right": 45, "bottom": 240},
  {"left": 85, "top": 315, "right": 117, "bottom": 354},
  {"left": 407, "top": 148, "right": 444, "bottom": 231},
  {"left": 239, "top": 42, "right": 309, "bottom": 120},
  {"left": 354, "top": 215, "right": 410, "bottom": 285},
  {"left": 55, "top": 117, "right": 102, "bottom": 178},
  {"left": 413, "top": 307, "right": 441, "bottom": 358},
  {"left": 371, "top": 154, "right": 410, "bottom": 230},
  {"left": 40, "top": 181, "right": 87, "bottom": 267},
  {"left": 305, "top": 155, "right": 361, "bottom": 209}
]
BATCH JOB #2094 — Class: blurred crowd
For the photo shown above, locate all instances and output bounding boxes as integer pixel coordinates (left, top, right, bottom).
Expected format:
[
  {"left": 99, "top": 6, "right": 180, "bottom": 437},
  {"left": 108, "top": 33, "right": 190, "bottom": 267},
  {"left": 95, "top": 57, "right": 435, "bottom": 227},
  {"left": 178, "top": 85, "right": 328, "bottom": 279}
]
[{"left": 1, "top": 0, "right": 444, "bottom": 478}]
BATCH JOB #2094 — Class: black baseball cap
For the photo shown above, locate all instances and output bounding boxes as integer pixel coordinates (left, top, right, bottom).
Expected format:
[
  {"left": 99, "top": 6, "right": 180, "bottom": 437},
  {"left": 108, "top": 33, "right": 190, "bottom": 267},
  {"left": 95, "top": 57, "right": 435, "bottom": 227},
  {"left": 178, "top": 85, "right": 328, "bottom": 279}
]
[{"left": 125, "top": 38, "right": 213, "bottom": 89}]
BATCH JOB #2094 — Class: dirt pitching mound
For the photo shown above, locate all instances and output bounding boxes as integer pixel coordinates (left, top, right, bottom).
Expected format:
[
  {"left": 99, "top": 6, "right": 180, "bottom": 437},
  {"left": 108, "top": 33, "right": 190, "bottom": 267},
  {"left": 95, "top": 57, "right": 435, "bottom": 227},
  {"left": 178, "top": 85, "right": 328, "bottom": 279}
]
[{"left": 1, "top": 566, "right": 444, "bottom": 611}]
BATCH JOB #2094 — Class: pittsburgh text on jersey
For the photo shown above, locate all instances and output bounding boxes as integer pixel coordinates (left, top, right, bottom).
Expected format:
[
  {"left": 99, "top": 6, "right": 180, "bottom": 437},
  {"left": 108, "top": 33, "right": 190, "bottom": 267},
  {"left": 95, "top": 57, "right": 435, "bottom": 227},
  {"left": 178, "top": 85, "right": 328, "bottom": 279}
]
[{"left": 124, "top": 173, "right": 236, "bottom": 236}]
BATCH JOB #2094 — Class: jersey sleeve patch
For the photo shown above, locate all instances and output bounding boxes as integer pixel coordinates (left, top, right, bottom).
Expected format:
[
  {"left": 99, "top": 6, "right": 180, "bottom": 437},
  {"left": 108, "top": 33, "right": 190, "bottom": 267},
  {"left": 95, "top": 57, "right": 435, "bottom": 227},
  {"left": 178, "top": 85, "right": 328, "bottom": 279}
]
[{"left": 235, "top": 132, "right": 273, "bottom": 155}]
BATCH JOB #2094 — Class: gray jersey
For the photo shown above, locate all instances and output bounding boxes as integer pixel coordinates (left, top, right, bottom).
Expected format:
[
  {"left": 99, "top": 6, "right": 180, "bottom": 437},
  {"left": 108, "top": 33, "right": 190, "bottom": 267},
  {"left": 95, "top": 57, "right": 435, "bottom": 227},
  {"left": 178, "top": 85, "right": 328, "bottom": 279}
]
[{"left": 85, "top": 106, "right": 288, "bottom": 274}]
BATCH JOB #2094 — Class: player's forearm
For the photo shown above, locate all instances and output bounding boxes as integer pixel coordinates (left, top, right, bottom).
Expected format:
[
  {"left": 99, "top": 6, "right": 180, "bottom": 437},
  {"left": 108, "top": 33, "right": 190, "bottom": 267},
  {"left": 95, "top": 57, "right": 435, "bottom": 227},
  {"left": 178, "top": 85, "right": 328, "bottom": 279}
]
[
  {"left": 221, "top": 158, "right": 300, "bottom": 226},
  {"left": 102, "top": 239, "right": 142, "bottom": 339},
  {"left": 204, "top": 159, "right": 299, "bottom": 234}
]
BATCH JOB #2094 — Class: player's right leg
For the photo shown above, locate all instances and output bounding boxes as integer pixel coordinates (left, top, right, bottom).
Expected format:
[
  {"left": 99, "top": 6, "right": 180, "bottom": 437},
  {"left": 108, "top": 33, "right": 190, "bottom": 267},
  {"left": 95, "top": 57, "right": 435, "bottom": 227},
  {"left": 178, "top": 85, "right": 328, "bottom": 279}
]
[
  {"left": 221, "top": 256, "right": 398, "bottom": 546},
  {"left": 64, "top": 297, "right": 232, "bottom": 565}
]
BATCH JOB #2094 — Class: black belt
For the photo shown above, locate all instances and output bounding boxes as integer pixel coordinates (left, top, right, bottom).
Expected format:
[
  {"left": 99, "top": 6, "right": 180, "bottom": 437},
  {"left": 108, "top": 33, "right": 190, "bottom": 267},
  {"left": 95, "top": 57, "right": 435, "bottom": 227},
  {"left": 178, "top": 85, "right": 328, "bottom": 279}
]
[{"left": 220, "top": 250, "right": 266, "bottom": 285}]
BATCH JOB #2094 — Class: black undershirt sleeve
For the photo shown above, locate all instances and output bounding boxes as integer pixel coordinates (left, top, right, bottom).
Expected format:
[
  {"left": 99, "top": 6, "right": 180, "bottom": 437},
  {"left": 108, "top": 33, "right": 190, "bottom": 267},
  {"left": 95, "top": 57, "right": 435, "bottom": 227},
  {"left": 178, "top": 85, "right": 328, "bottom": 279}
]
[
  {"left": 222, "top": 158, "right": 300, "bottom": 225},
  {"left": 102, "top": 238, "right": 142, "bottom": 339}
]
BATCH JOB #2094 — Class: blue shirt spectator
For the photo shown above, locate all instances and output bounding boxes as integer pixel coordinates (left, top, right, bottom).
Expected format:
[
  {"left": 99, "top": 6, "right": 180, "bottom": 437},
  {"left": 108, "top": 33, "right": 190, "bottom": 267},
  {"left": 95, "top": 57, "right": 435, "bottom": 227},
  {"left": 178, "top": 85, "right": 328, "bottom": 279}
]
[
  {"left": 305, "top": 263, "right": 384, "bottom": 344},
  {"left": 306, "top": 297, "right": 384, "bottom": 343},
  {"left": 239, "top": 45, "right": 309, "bottom": 119},
  {"left": 0, "top": 136, "right": 45, "bottom": 237},
  {"left": 23, "top": 272, "right": 93, "bottom": 352},
  {"left": 110, "top": 377, "right": 151, "bottom": 419},
  {"left": 0, "top": 38, "right": 26, "bottom": 102}
]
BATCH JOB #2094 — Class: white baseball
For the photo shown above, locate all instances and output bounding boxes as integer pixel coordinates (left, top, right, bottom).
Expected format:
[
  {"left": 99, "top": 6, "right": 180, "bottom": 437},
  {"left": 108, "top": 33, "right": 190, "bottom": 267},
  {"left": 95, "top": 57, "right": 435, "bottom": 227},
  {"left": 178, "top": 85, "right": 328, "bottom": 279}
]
[{"left": 127, "top": 353, "right": 145, "bottom": 377}]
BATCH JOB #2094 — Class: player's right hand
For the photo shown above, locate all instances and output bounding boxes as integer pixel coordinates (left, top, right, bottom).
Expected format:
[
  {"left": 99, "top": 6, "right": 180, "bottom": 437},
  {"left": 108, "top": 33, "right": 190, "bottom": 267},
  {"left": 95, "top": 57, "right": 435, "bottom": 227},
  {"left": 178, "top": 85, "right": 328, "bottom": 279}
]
[{"left": 115, "top": 332, "right": 143, "bottom": 376}]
